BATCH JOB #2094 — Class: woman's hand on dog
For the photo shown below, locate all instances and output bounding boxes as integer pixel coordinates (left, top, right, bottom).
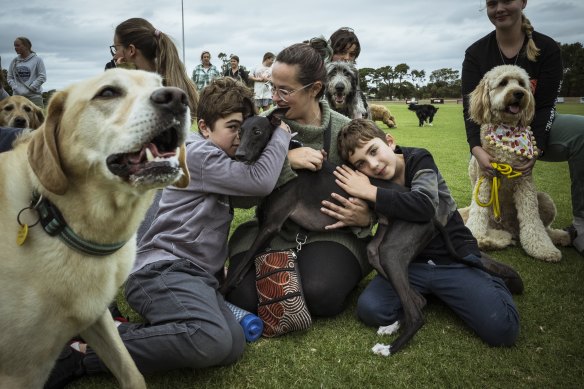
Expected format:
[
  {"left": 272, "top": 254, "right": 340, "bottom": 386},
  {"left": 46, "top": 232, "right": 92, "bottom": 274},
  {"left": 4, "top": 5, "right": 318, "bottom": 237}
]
[
  {"left": 512, "top": 157, "right": 536, "bottom": 176},
  {"left": 288, "top": 147, "right": 326, "bottom": 171},
  {"left": 473, "top": 145, "right": 536, "bottom": 177},
  {"left": 321, "top": 194, "right": 372, "bottom": 230},
  {"left": 472, "top": 146, "right": 496, "bottom": 177}
]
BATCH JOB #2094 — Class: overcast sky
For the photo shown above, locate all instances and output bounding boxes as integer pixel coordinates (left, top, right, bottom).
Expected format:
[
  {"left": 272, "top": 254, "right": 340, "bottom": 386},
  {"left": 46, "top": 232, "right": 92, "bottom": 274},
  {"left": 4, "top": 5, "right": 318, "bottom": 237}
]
[{"left": 1, "top": 0, "right": 583, "bottom": 92}]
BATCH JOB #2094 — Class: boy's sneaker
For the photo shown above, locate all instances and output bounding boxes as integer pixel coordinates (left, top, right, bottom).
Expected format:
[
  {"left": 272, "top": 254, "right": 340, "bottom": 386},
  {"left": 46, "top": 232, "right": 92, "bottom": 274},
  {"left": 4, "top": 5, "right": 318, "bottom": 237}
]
[{"left": 44, "top": 346, "right": 86, "bottom": 389}]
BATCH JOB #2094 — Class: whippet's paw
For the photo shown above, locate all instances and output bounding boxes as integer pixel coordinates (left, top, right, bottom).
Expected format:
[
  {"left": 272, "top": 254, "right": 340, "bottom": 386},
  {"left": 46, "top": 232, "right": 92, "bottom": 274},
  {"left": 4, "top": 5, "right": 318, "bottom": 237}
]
[
  {"left": 372, "top": 343, "right": 391, "bottom": 357},
  {"left": 377, "top": 321, "right": 400, "bottom": 336},
  {"left": 547, "top": 228, "right": 572, "bottom": 247},
  {"left": 476, "top": 229, "right": 514, "bottom": 250}
]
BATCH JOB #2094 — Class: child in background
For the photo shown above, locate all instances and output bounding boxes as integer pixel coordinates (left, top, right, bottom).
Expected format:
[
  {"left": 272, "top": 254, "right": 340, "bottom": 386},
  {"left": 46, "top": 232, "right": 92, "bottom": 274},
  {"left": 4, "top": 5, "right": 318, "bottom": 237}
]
[{"left": 334, "top": 119, "right": 520, "bottom": 347}]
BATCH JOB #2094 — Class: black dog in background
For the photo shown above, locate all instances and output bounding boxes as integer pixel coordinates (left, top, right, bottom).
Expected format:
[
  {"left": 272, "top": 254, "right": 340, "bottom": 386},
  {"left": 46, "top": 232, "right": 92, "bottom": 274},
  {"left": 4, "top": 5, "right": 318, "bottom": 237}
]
[{"left": 408, "top": 103, "right": 439, "bottom": 127}]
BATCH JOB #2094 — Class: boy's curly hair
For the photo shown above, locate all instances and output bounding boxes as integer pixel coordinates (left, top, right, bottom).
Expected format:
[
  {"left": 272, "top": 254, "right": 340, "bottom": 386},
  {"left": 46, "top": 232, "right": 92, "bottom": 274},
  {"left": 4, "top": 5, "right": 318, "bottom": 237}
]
[
  {"left": 337, "top": 118, "right": 388, "bottom": 162},
  {"left": 197, "top": 77, "right": 256, "bottom": 130}
]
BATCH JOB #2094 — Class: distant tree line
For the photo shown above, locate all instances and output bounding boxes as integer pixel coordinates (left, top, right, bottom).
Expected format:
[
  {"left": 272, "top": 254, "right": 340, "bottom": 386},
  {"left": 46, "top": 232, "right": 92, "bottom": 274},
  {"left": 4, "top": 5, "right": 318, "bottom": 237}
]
[
  {"left": 1, "top": 42, "right": 581, "bottom": 102},
  {"left": 358, "top": 42, "right": 584, "bottom": 100}
]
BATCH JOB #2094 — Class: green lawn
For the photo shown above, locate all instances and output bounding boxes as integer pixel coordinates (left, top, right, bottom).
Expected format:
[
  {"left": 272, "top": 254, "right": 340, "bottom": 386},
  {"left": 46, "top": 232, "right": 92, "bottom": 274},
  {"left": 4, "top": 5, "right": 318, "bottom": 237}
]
[{"left": 73, "top": 102, "right": 584, "bottom": 389}]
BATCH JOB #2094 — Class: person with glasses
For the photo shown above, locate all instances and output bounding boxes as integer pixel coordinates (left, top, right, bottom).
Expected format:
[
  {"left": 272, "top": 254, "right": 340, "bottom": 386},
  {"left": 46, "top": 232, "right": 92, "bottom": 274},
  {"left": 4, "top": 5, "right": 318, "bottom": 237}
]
[
  {"left": 192, "top": 51, "right": 221, "bottom": 92},
  {"left": 462, "top": 0, "right": 584, "bottom": 256},
  {"left": 249, "top": 52, "right": 275, "bottom": 112},
  {"left": 108, "top": 17, "right": 198, "bottom": 121},
  {"left": 226, "top": 38, "right": 375, "bottom": 320}
]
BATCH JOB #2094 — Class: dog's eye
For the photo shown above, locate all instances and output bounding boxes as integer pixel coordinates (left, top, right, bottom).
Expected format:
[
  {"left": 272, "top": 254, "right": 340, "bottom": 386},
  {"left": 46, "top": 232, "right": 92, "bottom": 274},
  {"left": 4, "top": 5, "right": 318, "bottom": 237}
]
[
  {"left": 23, "top": 106, "right": 32, "bottom": 113},
  {"left": 499, "top": 80, "right": 508, "bottom": 88},
  {"left": 95, "top": 86, "right": 122, "bottom": 99},
  {"left": 3, "top": 105, "right": 13, "bottom": 112}
]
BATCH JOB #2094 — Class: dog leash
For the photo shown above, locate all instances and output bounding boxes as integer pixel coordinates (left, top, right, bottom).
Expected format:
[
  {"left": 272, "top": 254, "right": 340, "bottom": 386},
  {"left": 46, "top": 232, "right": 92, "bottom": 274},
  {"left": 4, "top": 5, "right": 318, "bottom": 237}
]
[{"left": 473, "top": 162, "right": 522, "bottom": 221}]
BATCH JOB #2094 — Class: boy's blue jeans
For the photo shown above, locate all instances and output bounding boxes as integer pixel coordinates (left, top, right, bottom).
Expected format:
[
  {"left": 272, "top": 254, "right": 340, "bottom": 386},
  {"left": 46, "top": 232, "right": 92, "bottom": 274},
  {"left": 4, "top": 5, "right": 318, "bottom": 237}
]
[
  {"left": 84, "top": 259, "right": 245, "bottom": 374},
  {"left": 357, "top": 254, "right": 520, "bottom": 347}
]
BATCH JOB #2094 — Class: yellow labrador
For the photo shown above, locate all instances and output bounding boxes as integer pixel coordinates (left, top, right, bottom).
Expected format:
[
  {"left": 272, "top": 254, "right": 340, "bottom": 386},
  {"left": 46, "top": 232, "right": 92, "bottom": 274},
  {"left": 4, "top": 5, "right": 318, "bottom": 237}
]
[
  {"left": 0, "top": 95, "right": 45, "bottom": 129},
  {"left": 0, "top": 68, "right": 190, "bottom": 388}
]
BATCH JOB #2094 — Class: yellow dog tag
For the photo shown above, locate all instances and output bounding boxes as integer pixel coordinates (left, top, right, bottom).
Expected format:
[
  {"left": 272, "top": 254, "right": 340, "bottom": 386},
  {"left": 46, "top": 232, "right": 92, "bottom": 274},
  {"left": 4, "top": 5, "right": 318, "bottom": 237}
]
[{"left": 17, "top": 224, "right": 29, "bottom": 246}]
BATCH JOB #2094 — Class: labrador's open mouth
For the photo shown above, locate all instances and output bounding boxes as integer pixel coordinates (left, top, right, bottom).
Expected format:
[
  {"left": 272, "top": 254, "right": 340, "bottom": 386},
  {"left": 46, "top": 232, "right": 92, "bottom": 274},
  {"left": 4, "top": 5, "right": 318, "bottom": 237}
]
[{"left": 107, "top": 124, "right": 182, "bottom": 184}]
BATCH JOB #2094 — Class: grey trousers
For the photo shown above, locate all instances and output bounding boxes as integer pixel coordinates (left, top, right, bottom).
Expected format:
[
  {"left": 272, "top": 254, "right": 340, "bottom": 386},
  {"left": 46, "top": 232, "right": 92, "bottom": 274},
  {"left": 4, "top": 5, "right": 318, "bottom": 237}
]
[
  {"left": 84, "top": 259, "right": 245, "bottom": 375},
  {"left": 540, "top": 113, "right": 584, "bottom": 221}
]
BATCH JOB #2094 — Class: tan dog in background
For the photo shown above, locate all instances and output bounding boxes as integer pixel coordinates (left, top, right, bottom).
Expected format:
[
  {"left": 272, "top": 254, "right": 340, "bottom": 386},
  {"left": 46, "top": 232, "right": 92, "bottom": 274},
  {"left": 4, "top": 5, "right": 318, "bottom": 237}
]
[
  {"left": 0, "top": 95, "right": 45, "bottom": 129},
  {"left": 0, "top": 68, "right": 190, "bottom": 388},
  {"left": 463, "top": 65, "right": 570, "bottom": 262},
  {"left": 370, "top": 104, "right": 397, "bottom": 128}
]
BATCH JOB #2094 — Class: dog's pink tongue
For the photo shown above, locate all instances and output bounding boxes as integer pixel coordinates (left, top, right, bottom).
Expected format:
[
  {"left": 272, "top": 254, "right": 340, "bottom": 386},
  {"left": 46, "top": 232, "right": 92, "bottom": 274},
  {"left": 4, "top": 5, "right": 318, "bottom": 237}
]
[
  {"left": 146, "top": 143, "right": 175, "bottom": 158},
  {"left": 508, "top": 105, "right": 520, "bottom": 114}
]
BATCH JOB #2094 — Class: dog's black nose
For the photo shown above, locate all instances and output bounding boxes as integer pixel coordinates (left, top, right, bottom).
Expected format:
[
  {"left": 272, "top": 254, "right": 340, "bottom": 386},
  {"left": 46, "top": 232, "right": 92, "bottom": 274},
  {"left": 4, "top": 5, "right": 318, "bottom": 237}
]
[
  {"left": 13, "top": 117, "right": 27, "bottom": 128},
  {"left": 513, "top": 91, "right": 525, "bottom": 100},
  {"left": 151, "top": 87, "right": 188, "bottom": 115},
  {"left": 335, "top": 82, "right": 345, "bottom": 92}
]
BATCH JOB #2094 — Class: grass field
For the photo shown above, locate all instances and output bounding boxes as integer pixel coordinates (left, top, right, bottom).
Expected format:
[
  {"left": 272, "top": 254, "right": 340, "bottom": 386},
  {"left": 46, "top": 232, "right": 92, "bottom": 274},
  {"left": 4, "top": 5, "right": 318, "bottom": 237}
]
[{"left": 73, "top": 102, "right": 584, "bottom": 389}]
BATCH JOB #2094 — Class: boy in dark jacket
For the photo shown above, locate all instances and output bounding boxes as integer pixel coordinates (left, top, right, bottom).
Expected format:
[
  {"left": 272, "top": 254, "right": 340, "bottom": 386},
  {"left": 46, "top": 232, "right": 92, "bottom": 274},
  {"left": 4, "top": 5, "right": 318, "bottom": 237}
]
[{"left": 335, "top": 119, "right": 519, "bottom": 347}]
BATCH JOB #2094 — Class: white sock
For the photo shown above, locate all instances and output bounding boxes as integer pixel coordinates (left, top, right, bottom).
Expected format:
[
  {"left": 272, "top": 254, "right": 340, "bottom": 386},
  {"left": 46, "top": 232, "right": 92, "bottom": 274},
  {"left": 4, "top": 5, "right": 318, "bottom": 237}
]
[{"left": 69, "top": 341, "right": 83, "bottom": 352}]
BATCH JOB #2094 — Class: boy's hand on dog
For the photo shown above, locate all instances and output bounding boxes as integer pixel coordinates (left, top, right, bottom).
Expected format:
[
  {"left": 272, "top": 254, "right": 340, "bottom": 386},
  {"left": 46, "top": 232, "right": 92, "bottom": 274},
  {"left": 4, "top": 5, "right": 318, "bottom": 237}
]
[
  {"left": 333, "top": 165, "right": 377, "bottom": 202},
  {"left": 322, "top": 194, "right": 372, "bottom": 230},
  {"left": 288, "top": 147, "right": 326, "bottom": 171}
]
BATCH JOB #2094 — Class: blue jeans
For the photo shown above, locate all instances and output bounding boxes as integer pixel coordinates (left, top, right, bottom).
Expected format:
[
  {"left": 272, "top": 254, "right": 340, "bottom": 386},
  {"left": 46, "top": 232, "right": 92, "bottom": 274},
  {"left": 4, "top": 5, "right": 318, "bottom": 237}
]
[
  {"left": 357, "top": 255, "right": 520, "bottom": 347},
  {"left": 84, "top": 259, "right": 245, "bottom": 374}
]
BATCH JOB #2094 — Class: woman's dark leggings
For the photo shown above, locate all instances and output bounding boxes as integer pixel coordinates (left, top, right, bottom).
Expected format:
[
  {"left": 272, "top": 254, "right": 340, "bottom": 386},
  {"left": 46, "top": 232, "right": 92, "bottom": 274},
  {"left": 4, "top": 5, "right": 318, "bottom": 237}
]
[{"left": 226, "top": 241, "right": 363, "bottom": 317}]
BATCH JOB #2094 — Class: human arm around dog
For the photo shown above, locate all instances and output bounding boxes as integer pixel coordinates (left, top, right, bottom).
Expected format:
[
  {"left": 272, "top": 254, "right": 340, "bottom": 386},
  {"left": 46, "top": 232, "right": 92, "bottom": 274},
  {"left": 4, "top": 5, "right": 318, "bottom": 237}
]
[
  {"left": 374, "top": 147, "right": 452, "bottom": 224},
  {"left": 135, "top": 129, "right": 290, "bottom": 277}
]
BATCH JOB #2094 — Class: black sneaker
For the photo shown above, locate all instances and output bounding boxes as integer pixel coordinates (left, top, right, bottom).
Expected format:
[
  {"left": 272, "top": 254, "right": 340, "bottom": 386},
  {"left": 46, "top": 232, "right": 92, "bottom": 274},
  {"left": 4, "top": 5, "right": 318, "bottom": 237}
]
[
  {"left": 564, "top": 225, "right": 583, "bottom": 256},
  {"left": 44, "top": 346, "right": 86, "bottom": 389},
  {"left": 564, "top": 225, "right": 578, "bottom": 244}
]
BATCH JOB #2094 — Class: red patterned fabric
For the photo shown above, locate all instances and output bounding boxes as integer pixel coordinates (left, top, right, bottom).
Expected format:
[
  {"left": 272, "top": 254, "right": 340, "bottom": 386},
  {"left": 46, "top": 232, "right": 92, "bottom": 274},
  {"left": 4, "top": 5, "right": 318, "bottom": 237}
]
[{"left": 255, "top": 250, "right": 312, "bottom": 337}]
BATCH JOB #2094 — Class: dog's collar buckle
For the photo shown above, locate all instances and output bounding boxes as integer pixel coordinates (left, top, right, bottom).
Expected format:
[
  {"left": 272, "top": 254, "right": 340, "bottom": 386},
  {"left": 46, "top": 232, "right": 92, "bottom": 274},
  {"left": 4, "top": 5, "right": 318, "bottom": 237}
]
[{"left": 31, "top": 191, "right": 127, "bottom": 257}]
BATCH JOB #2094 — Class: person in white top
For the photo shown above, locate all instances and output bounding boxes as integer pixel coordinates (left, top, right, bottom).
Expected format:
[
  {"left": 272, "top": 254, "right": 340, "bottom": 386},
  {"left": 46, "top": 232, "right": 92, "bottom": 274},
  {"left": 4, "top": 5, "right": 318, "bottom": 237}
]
[{"left": 249, "top": 52, "right": 275, "bottom": 112}]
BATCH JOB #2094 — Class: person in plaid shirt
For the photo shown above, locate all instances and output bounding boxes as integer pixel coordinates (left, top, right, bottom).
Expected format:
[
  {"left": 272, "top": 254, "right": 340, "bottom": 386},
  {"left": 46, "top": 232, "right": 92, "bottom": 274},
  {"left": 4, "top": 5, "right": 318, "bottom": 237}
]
[{"left": 192, "top": 51, "right": 221, "bottom": 91}]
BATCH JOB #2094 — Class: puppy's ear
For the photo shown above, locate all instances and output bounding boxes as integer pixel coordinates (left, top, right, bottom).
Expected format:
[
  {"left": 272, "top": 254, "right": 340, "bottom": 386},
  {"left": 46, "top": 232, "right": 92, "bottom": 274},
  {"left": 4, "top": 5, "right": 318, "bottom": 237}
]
[
  {"left": 31, "top": 107, "right": 45, "bottom": 130},
  {"left": 469, "top": 78, "right": 490, "bottom": 125},
  {"left": 174, "top": 143, "right": 190, "bottom": 188},
  {"left": 267, "top": 107, "right": 289, "bottom": 129},
  {"left": 27, "top": 91, "right": 68, "bottom": 195}
]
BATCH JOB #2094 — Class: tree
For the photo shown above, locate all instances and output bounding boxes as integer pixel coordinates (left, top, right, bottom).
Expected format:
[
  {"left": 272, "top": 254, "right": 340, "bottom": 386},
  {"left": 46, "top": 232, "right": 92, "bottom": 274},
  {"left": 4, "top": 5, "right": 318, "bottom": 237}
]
[
  {"left": 375, "top": 65, "right": 397, "bottom": 100},
  {"left": 410, "top": 69, "right": 426, "bottom": 89},
  {"left": 217, "top": 52, "right": 230, "bottom": 74},
  {"left": 359, "top": 67, "right": 376, "bottom": 96},
  {"left": 427, "top": 68, "right": 461, "bottom": 98},
  {"left": 560, "top": 42, "right": 584, "bottom": 96},
  {"left": 393, "top": 63, "right": 410, "bottom": 99}
]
